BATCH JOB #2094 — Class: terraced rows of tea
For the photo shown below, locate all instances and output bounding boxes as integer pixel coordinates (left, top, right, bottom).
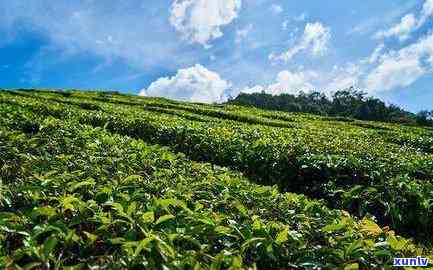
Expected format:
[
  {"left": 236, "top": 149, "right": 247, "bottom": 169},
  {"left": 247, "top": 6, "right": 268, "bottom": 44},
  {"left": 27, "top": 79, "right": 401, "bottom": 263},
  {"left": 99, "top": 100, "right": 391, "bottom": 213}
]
[{"left": 1, "top": 89, "right": 432, "bottom": 269}]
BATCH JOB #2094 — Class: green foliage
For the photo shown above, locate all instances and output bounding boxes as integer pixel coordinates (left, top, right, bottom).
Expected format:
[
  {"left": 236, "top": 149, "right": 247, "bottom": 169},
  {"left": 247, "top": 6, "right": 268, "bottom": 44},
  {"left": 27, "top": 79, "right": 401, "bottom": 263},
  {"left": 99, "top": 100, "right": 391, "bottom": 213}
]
[
  {"left": 0, "top": 89, "right": 432, "bottom": 269},
  {"left": 228, "top": 88, "right": 430, "bottom": 126}
]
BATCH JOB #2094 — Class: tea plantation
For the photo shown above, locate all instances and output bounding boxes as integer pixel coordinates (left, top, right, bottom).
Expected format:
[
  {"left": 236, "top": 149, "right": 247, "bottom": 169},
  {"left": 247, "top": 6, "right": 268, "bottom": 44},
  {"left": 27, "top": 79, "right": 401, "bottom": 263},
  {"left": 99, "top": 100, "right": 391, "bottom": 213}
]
[{"left": 1, "top": 89, "right": 432, "bottom": 269}]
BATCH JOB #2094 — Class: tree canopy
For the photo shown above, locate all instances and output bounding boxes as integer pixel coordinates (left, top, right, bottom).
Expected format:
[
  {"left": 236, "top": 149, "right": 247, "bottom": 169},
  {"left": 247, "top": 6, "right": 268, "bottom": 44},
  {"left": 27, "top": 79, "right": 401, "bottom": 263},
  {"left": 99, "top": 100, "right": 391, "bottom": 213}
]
[{"left": 228, "top": 88, "right": 433, "bottom": 126}]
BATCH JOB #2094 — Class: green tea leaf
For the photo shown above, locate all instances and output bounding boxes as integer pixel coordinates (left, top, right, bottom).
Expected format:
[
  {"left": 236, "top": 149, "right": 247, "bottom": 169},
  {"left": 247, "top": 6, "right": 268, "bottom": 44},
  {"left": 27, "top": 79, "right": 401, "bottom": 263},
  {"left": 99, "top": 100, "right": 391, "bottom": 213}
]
[
  {"left": 276, "top": 227, "right": 289, "bottom": 245},
  {"left": 142, "top": 211, "right": 155, "bottom": 224},
  {"left": 155, "top": 214, "right": 175, "bottom": 225}
]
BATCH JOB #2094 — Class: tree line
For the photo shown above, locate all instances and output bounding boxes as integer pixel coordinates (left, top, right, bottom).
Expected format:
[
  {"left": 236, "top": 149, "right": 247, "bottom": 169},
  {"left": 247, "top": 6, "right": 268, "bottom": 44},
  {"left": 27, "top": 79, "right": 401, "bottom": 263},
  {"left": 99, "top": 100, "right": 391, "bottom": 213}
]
[{"left": 227, "top": 88, "right": 433, "bottom": 126}]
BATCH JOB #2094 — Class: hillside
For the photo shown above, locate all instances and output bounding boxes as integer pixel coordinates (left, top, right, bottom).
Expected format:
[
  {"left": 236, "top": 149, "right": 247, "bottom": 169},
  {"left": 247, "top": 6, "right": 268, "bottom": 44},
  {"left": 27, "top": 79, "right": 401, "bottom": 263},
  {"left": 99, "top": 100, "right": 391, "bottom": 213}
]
[{"left": 1, "top": 89, "right": 433, "bottom": 269}]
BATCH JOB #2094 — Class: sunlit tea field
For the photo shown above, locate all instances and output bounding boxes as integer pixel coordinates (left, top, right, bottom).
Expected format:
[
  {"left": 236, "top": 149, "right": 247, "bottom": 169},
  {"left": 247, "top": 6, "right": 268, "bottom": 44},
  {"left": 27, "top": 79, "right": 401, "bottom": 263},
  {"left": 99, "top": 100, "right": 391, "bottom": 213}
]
[{"left": 1, "top": 89, "right": 432, "bottom": 269}]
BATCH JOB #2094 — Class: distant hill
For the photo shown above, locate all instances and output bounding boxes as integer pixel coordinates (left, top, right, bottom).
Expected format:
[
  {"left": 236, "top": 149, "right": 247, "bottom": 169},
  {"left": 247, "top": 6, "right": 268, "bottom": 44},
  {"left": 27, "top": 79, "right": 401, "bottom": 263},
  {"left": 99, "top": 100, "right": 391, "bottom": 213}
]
[{"left": 228, "top": 88, "right": 433, "bottom": 127}]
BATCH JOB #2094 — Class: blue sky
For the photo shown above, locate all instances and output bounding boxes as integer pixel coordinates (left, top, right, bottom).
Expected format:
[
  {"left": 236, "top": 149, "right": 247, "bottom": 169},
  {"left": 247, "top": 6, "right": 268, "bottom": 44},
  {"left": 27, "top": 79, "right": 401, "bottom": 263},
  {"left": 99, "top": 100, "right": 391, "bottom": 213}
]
[{"left": 1, "top": 0, "right": 433, "bottom": 111}]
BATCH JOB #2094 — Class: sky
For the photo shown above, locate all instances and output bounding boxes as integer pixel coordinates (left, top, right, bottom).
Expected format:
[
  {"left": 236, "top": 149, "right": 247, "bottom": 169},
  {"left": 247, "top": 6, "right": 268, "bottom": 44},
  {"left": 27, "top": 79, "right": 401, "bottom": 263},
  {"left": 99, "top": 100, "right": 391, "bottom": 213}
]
[{"left": 1, "top": 0, "right": 433, "bottom": 112}]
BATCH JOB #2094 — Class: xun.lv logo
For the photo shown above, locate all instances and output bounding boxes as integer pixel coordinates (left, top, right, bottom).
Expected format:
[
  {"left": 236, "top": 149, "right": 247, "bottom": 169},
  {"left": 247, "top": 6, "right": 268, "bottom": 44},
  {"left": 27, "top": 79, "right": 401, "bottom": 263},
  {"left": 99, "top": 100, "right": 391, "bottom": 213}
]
[{"left": 394, "top": 256, "right": 429, "bottom": 267}]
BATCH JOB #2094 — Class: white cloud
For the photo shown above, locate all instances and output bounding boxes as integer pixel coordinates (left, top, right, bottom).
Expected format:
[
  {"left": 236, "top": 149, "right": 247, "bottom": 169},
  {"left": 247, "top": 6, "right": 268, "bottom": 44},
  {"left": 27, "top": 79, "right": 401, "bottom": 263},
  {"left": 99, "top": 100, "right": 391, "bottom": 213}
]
[
  {"left": 270, "top": 4, "right": 283, "bottom": 14},
  {"left": 235, "top": 24, "right": 253, "bottom": 44},
  {"left": 326, "top": 64, "right": 362, "bottom": 91},
  {"left": 243, "top": 28, "right": 433, "bottom": 96},
  {"left": 303, "top": 23, "right": 331, "bottom": 56},
  {"left": 294, "top": 13, "right": 307, "bottom": 22},
  {"left": 240, "top": 85, "right": 265, "bottom": 94},
  {"left": 419, "top": 0, "right": 433, "bottom": 27},
  {"left": 365, "top": 31, "right": 433, "bottom": 92},
  {"left": 268, "top": 70, "right": 315, "bottom": 94},
  {"left": 299, "top": 31, "right": 433, "bottom": 94},
  {"left": 0, "top": 1, "right": 193, "bottom": 70},
  {"left": 242, "top": 25, "right": 433, "bottom": 97},
  {"left": 374, "top": 0, "right": 433, "bottom": 41},
  {"left": 140, "top": 64, "right": 230, "bottom": 103},
  {"left": 374, "top": 14, "right": 416, "bottom": 41},
  {"left": 241, "top": 70, "right": 315, "bottom": 95},
  {"left": 282, "top": 20, "right": 289, "bottom": 30},
  {"left": 281, "top": 14, "right": 306, "bottom": 30},
  {"left": 367, "top": 43, "right": 386, "bottom": 64},
  {"left": 169, "top": 0, "right": 242, "bottom": 48},
  {"left": 365, "top": 56, "right": 425, "bottom": 92},
  {"left": 349, "top": 1, "right": 418, "bottom": 36},
  {"left": 239, "top": 65, "right": 367, "bottom": 98},
  {"left": 243, "top": 28, "right": 433, "bottom": 97},
  {"left": 322, "top": 32, "right": 433, "bottom": 93},
  {"left": 270, "top": 22, "right": 331, "bottom": 62}
]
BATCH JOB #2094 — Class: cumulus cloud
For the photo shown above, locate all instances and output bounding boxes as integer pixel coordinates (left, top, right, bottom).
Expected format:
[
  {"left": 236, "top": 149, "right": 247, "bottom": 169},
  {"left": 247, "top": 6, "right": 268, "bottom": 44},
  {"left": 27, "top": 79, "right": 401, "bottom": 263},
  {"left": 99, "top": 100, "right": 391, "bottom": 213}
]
[
  {"left": 268, "top": 70, "right": 315, "bottom": 94},
  {"left": 303, "top": 30, "right": 433, "bottom": 94},
  {"left": 374, "top": 0, "right": 433, "bottom": 41},
  {"left": 365, "top": 56, "right": 425, "bottom": 92},
  {"left": 140, "top": 64, "right": 230, "bottom": 103},
  {"left": 270, "top": 22, "right": 331, "bottom": 62},
  {"left": 169, "top": 0, "right": 242, "bottom": 48},
  {"left": 239, "top": 64, "right": 368, "bottom": 98},
  {"left": 240, "top": 70, "right": 315, "bottom": 95},
  {"left": 243, "top": 28, "right": 433, "bottom": 96},
  {"left": 367, "top": 43, "right": 386, "bottom": 64},
  {"left": 240, "top": 85, "right": 265, "bottom": 94},
  {"left": 419, "top": 0, "right": 433, "bottom": 27},
  {"left": 243, "top": 15, "right": 433, "bottom": 97},
  {"left": 365, "top": 31, "right": 433, "bottom": 92},
  {"left": 374, "top": 14, "right": 416, "bottom": 41},
  {"left": 326, "top": 64, "right": 362, "bottom": 91},
  {"left": 320, "top": 31, "right": 433, "bottom": 94},
  {"left": 242, "top": 28, "right": 433, "bottom": 97}
]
